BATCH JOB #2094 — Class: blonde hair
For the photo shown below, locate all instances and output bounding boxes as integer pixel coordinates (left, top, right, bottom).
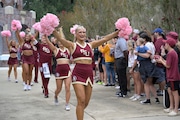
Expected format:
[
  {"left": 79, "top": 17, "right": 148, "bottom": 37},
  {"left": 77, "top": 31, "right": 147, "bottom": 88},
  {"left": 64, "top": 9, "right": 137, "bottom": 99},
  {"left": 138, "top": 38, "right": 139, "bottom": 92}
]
[
  {"left": 127, "top": 40, "right": 135, "bottom": 52},
  {"left": 74, "top": 25, "right": 86, "bottom": 42},
  {"left": 137, "top": 38, "right": 145, "bottom": 45}
]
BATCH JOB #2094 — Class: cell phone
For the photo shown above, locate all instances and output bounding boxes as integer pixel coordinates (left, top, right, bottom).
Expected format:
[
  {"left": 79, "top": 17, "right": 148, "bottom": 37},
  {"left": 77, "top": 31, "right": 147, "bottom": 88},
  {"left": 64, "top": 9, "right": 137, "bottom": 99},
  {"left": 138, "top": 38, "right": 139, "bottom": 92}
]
[{"left": 154, "top": 55, "right": 160, "bottom": 59}]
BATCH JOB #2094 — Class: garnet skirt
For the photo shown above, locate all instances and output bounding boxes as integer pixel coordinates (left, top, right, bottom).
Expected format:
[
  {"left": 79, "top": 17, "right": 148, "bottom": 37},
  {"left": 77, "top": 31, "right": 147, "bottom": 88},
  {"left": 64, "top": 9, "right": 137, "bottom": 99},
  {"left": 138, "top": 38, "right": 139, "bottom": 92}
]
[
  {"left": 8, "top": 57, "right": 18, "bottom": 65},
  {"left": 72, "top": 63, "right": 93, "bottom": 87}
]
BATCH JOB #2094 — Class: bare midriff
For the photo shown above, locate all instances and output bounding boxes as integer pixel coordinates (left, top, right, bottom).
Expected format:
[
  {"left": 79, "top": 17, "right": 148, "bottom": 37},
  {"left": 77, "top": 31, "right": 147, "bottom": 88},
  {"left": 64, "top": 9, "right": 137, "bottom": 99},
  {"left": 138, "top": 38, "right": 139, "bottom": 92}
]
[
  {"left": 22, "top": 50, "right": 33, "bottom": 56},
  {"left": 56, "top": 59, "right": 70, "bottom": 65},
  {"left": 10, "top": 53, "right": 17, "bottom": 58},
  {"left": 75, "top": 59, "right": 92, "bottom": 64}
]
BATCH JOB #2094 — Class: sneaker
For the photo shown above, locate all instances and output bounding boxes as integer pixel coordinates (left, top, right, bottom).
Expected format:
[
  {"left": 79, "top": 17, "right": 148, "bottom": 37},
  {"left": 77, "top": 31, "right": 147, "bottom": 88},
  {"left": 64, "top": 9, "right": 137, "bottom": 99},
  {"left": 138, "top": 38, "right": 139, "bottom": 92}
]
[
  {"left": 104, "top": 84, "right": 110, "bottom": 86},
  {"left": 115, "top": 86, "right": 120, "bottom": 89},
  {"left": 118, "top": 92, "right": 126, "bottom": 98},
  {"left": 15, "top": 80, "right": 18, "bottom": 83},
  {"left": 157, "top": 91, "right": 163, "bottom": 96},
  {"left": 27, "top": 85, "right": 31, "bottom": 90},
  {"left": 23, "top": 84, "right": 28, "bottom": 91},
  {"left": 110, "top": 84, "right": 115, "bottom": 86},
  {"left": 44, "top": 95, "right": 49, "bottom": 98},
  {"left": 7, "top": 77, "right": 11, "bottom": 81},
  {"left": 65, "top": 104, "right": 70, "bottom": 111},
  {"left": 30, "top": 82, "right": 34, "bottom": 86},
  {"left": 140, "top": 93, "right": 146, "bottom": 97},
  {"left": 115, "top": 91, "right": 120, "bottom": 96},
  {"left": 129, "top": 94, "right": 137, "bottom": 100},
  {"left": 54, "top": 97, "right": 59, "bottom": 105},
  {"left": 132, "top": 95, "right": 141, "bottom": 101},
  {"left": 168, "top": 110, "right": 178, "bottom": 116},
  {"left": 140, "top": 99, "right": 151, "bottom": 104},
  {"left": 164, "top": 108, "right": 172, "bottom": 113},
  {"left": 97, "top": 81, "right": 102, "bottom": 85},
  {"left": 155, "top": 98, "right": 160, "bottom": 104}
]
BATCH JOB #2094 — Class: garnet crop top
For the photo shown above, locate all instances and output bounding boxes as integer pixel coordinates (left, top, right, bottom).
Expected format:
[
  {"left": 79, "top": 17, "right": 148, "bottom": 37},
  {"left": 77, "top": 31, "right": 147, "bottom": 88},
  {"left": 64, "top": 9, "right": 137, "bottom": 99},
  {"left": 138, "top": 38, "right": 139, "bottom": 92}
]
[
  {"left": 55, "top": 48, "right": 70, "bottom": 60},
  {"left": 72, "top": 42, "right": 93, "bottom": 61},
  {"left": 22, "top": 41, "right": 33, "bottom": 51}
]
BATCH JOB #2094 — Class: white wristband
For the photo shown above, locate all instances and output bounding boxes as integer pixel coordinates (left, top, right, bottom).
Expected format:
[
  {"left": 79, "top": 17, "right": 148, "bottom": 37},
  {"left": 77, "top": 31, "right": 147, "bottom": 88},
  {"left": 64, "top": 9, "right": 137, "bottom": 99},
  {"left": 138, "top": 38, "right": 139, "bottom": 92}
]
[{"left": 33, "top": 40, "right": 38, "bottom": 45}]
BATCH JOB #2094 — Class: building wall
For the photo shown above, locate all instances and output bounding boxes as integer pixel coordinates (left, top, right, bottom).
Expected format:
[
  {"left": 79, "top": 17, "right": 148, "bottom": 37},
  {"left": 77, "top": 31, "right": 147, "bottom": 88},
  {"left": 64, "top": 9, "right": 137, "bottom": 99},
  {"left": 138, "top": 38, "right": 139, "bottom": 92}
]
[{"left": 0, "top": 0, "right": 36, "bottom": 66}]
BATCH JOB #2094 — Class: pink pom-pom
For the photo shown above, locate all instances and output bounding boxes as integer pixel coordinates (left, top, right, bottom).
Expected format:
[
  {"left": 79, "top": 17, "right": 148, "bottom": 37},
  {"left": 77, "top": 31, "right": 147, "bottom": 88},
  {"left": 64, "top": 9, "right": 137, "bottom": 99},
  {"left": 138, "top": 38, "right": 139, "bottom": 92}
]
[
  {"left": 19, "top": 31, "right": 25, "bottom": 38},
  {"left": 70, "top": 24, "right": 79, "bottom": 35},
  {"left": 46, "top": 13, "right": 60, "bottom": 28},
  {"left": 11, "top": 20, "right": 22, "bottom": 31},
  {"left": 40, "top": 13, "right": 60, "bottom": 36},
  {"left": 32, "top": 22, "right": 41, "bottom": 32},
  {"left": 115, "top": 17, "right": 132, "bottom": 38},
  {"left": 1, "top": 30, "right": 11, "bottom": 37}
]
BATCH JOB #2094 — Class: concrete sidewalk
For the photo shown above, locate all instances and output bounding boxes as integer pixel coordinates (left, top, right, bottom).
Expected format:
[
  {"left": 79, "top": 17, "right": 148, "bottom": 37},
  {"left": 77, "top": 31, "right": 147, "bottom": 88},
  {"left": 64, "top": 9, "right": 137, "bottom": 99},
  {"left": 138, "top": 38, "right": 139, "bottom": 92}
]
[{"left": 0, "top": 67, "right": 179, "bottom": 120}]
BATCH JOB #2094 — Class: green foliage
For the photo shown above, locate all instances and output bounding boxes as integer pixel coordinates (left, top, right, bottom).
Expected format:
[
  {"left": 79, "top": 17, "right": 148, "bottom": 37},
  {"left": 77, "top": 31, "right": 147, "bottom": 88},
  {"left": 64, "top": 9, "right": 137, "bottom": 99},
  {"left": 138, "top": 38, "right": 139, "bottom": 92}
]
[
  {"left": 23, "top": 0, "right": 180, "bottom": 40},
  {"left": 23, "top": 0, "right": 74, "bottom": 21}
]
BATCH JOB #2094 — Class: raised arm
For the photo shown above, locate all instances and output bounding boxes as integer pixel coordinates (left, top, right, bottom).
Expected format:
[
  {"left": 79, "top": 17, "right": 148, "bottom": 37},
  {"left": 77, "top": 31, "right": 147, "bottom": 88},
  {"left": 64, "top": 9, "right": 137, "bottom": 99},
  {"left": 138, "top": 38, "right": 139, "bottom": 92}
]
[
  {"left": 5, "top": 37, "right": 10, "bottom": 51},
  {"left": 90, "top": 30, "right": 119, "bottom": 49},
  {"left": 15, "top": 30, "right": 24, "bottom": 45},
  {"left": 44, "top": 36, "right": 57, "bottom": 54},
  {"left": 53, "top": 28, "right": 74, "bottom": 52}
]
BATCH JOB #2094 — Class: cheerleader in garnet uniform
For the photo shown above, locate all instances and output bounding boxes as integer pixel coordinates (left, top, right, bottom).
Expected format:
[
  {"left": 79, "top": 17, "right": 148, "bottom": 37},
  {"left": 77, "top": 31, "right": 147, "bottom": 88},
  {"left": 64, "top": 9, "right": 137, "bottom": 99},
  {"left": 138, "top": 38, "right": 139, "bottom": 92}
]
[
  {"left": 45, "top": 37, "right": 71, "bottom": 111},
  {"left": 4, "top": 37, "right": 18, "bottom": 83},
  {"left": 16, "top": 30, "right": 34, "bottom": 91},
  {"left": 33, "top": 35, "right": 53, "bottom": 98},
  {"left": 53, "top": 26, "right": 119, "bottom": 120}
]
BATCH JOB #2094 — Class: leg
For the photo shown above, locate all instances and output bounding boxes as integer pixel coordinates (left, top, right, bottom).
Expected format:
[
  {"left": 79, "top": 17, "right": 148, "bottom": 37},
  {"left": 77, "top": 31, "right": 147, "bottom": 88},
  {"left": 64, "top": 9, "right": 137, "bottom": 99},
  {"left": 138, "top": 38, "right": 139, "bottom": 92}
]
[
  {"left": 8, "top": 65, "right": 13, "bottom": 79},
  {"left": 64, "top": 77, "right": 71, "bottom": 105},
  {"left": 13, "top": 64, "right": 18, "bottom": 82},
  {"left": 34, "top": 63, "right": 39, "bottom": 82},
  {"left": 172, "top": 90, "right": 179, "bottom": 113},
  {"left": 23, "top": 63, "right": 29, "bottom": 84},
  {"left": 28, "top": 64, "right": 34, "bottom": 85},
  {"left": 73, "top": 83, "right": 92, "bottom": 120},
  {"left": 55, "top": 79, "right": 63, "bottom": 99},
  {"left": 40, "top": 71, "right": 50, "bottom": 97}
]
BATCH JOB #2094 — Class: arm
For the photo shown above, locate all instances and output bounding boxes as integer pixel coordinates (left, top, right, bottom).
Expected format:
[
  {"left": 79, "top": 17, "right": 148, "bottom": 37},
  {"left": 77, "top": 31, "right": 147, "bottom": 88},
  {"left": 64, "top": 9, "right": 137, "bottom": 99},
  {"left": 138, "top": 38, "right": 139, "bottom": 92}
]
[
  {"left": 15, "top": 30, "right": 24, "bottom": 45},
  {"left": 90, "top": 30, "right": 119, "bottom": 48},
  {"left": 5, "top": 37, "right": 10, "bottom": 51},
  {"left": 44, "top": 36, "right": 57, "bottom": 54},
  {"left": 123, "top": 50, "right": 128, "bottom": 62},
  {"left": 53, "top": 28, "right": 74, "bottom": 51}
]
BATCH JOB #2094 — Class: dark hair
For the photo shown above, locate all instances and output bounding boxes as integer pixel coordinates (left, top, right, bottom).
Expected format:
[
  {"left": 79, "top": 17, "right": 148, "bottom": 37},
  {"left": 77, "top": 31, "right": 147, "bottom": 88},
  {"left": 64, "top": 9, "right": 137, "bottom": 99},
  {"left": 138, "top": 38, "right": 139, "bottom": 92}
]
[{"left": 139, "top": 33, "right": 152, "bottom": 42}]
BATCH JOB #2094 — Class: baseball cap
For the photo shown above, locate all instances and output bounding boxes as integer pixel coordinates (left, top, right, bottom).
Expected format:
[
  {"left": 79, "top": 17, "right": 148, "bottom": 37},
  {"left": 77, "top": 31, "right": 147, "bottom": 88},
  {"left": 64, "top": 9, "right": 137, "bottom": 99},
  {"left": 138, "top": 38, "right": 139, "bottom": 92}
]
[
  {"left": 166, "top": 31, "right": 178, "bottom": 41},
  {"left": 133, "top": 29, "right": 140, "bottom": 34},
  {"left": 153, "top": 28, "right": 163, "bottom": 34},
  {"left": 163, "top": 38, "right": 176, "bottom": 48}
]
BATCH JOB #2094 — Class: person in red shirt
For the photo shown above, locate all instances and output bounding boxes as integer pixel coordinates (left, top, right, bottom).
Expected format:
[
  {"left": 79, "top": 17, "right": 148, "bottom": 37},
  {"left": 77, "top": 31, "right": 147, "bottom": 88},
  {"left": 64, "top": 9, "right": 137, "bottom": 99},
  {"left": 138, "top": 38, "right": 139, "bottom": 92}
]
[
  {"left": 153, "top": 28, "right": 166, "bottom": 96},
  {"left": 33, "top": 35, "right": 53, "bottom": 98},
  {"left": 156, "top": 38, "right": 180, "bottom": 116}
]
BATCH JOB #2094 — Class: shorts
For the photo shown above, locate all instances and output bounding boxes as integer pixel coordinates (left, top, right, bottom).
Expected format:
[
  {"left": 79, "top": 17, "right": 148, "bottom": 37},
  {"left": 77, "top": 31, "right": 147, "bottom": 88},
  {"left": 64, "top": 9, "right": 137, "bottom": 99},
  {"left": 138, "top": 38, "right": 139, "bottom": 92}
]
[
  {"left": 55, "top": 64, "right": 71, "bottom": 79},
  {"left": 72, "top": 63, "right": 93, "bottom": 87},
  {"left": 152, "top": 66, "right": 165, "bottom": 84},
  {"left": 139, "top": 60, "right": 155, "bottom": 83},
  {"left": 98, "top": 63, "right": 103, "bottom": 73},
  {"left": 167, "top": 81, "right": 180, "bottom": 91},
  {"left": 127, "top": 65, "right": 139, "bottom": 73},
  {"left": 22, "top": 55, "right": 35, "bottom": 65},
  {"left": 8, "top": 57, "right": 18, "bottom": 65}
]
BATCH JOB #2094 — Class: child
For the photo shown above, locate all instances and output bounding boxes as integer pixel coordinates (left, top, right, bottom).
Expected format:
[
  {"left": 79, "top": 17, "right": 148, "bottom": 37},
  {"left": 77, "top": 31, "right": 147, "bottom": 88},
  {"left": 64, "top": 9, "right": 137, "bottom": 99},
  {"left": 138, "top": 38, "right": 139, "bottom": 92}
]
[{"left": 127, "top": 40, "right": 142, "bottom": 101}]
